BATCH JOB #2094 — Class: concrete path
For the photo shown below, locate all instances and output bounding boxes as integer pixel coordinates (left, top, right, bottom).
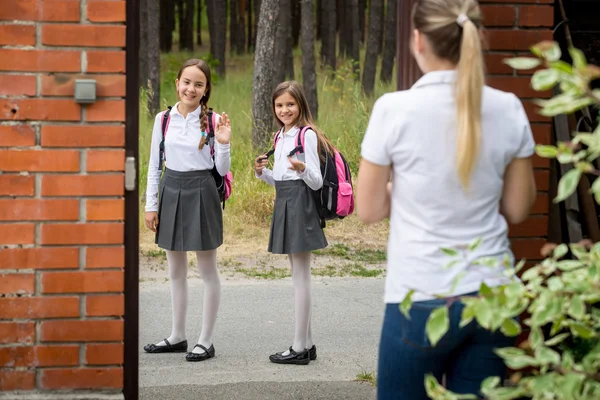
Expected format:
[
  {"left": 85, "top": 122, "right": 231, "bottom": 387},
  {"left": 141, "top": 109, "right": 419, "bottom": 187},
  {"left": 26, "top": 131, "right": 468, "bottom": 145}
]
[{"left": 139, "top": 277, "right": 384, "bottom": 399}]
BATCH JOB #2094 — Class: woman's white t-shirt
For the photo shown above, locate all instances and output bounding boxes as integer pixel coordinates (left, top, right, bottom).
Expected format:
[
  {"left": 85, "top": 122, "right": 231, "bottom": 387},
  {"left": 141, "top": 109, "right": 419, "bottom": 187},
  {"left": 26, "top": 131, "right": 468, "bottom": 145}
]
[{"left": 360, "top": 70, "right": 535, "bottom": 303}]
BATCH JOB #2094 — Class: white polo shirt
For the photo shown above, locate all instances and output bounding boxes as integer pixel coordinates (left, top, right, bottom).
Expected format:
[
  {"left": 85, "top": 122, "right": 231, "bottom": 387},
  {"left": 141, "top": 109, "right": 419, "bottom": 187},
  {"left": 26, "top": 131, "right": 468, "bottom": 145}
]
[{"left": 361, "top": 70, "right": 535, "bottom": 303}]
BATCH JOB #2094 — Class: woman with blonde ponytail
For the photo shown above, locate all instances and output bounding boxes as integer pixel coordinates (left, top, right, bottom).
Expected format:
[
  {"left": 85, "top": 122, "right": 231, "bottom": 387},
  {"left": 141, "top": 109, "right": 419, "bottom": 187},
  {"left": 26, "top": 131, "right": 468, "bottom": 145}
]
[{"left": 356, "top": 0, "right": 536, "bottom": 398}]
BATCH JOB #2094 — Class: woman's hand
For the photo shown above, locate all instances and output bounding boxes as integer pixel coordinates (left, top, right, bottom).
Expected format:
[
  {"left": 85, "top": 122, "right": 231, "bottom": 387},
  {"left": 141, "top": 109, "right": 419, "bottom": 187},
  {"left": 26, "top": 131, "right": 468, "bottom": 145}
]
[
  {"left": 254, "top": 154, "right": 268, "bottom": 176},
  {"left": 215, "top": 112, "right": 231, "bottom": 144},
  {"left": 288, "top": 157, "right": 306, "bottom": 173},
  {"left": 145, "top": 212, "right": 159, "bottom": 232}
]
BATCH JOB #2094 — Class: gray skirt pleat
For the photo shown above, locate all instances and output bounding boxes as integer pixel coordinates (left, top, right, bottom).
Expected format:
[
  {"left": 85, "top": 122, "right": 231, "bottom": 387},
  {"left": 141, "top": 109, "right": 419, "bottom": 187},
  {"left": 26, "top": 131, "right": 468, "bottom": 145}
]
[
  {"left": 268, "top": 180, "right": 328, "bottom": 254},
  {"left": 155, "top": 168, "right": 223, "bottom": 251}
]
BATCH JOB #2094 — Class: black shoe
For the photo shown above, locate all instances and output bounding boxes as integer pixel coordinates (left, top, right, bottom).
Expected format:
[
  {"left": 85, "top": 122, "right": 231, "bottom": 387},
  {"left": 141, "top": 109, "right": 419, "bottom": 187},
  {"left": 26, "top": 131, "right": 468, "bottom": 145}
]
[
  {"left": 308, "top": 345, "right": 317, "bottom": 361},
  {"left": 143, "top": 338, "right": 188, "bottom": 353},
  {"left": 186, "top": 344, "right": 215, "bottom": 362},
  {"left": 269, "top": 347, "right": 310, "bottom": 365}
]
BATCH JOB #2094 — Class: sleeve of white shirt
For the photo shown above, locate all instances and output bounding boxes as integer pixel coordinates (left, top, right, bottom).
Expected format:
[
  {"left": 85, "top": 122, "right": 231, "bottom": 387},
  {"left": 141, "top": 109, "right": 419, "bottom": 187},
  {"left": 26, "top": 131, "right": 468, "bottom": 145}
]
[
  {"left": 512, "top": 95, "right": 535, "bottom": 159},
  {"left": 145, "top": 112, "right": 163, "bottom": 212},
  {"left": 256, "top": 168, "right": 275, "bottom": 186},
  {"left": 360, "top": 95, "right": 393, "bottom": 166},
  {"left": 297, "top": 129, "right": 323, "bottom": 191},
  {"left": 212, "top": 113, "right": 231, "bottom": 176}
]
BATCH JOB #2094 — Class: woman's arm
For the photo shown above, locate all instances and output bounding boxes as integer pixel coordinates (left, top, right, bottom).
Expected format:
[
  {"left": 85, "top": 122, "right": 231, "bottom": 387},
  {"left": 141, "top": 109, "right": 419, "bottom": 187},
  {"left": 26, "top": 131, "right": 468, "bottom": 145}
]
[
  {"left": 145, "top": 113, "right": 164, "bottom": 212},
  {"left": 356, "top": 159, "right": 392, "bottom": 224},
  {"left": 214, "top": 113, "right": 231, "bottom": 176},
  {"left": 500, "top": 157, "right": 536, "bottom": 224}
]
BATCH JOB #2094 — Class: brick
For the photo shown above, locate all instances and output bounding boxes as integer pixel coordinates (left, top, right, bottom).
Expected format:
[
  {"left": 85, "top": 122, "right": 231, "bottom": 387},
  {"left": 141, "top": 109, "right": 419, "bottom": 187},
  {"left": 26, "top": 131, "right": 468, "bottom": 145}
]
[
  {"left": 0, "top": 24, "right": 36, "bottom": 46},
  {"left": 41, "top": 125, "right": 125, "bottom": 147},
  {"left": 0, "top": 346, "right": 33, "bottom": 367},
  {"left": 484, "top": 53, "right": 514, "bottom": 75},
  {"left": 519, "top": 5, "right": 554, "bottom": 27},
  {"left": 511, "top": 238, "right": 546, "bottom": 260},
  {"left": 531, "top": 124, "right": 551, "bottom": 145},
  {"left": 86, "top": 199, "right": 125, "bottom": 221},
  {"left": 42, "top": 74, "right": 126, "bottom": 97},
  {"left": 41, "top": 320, "right": 123, "bottom": 342},
  {"left": 86, "top": 247, "right": 125, "bottom": 268},
  {"left": 0, "top": 199, "right": 79, "bottom": 221},
  {"left": 532, "top": 154, "right": 550, "bottom": 168},
  {"left": 0, "top": 273, "right": 35, "bottom": 294},
  {"left": 88, "top": 1, "right": 126, "bottom": 22},
  {"left": 0, "top": 224, "right": 35, "bottom": 244},
  {"left": 0, "top": 150, "right": 79, "bottom": 172},
  {"left": 0, "top": 125, "right": 36, "bottom": 146},
  {"left": 0, "top": 322, "right": 35, "bottom": 344},
  {"left": 87, "top": 150, "right": 125, "bottom": 172},
  {"left": 86, "top": 100, "right": 126, "bottom": 122},
  {"left": 534, "top": 169, "right": 549, "bottom": 191},
  {"left": 0, "top": 175, "right": 34, "bottom": 196},
  {"left": 487, "top": 76, "right": 547, "bottom": 99},
  {"left": 0, "top": 99, "right": 81, "bottom": 121},
  {"left": 42, "top": 271, "right": 124, "bottom": 294},
  {"left": 0, "top": 370, "right": 35, "bottom": 391},
  {"left": 40, "top": 368, "right": 123, "bottom": 390},
  {"left": 486, "top": 30, "right": 553, "bottom": 51},
  {"left": 0, "top": 297, "right": 79, "bottom": 319},
  {"left": 0, "top": 248, "right": 79, "bottom": 270},
  {"left": 509, "top": 216, "right": 548, "bottom": 237},
  {"left": 86, "top": 343, "right": 123, "bottom": 365},
  {"left": 481, "top": 6, "right": 515, "bottom": 27},
  {"left": 0, "top": 0, "right": 80, "bottom": 21},
  {"left": 87, "top": 51, "right": 126, "bottom": 73},
  {"left": 86, "top": 294, "right": 124, "bottom": 317},
  {"left": 531, "top": 193, "right": 548, "bottom": 215},
  {"left": 0, "top": 75, "right": 36, "bottom": 97},
  {"left": 42, "top": 175, "right": 124, "bottom": 196},
  {"left": 43, "top": 24, "right": 126, "bottom": 47},
  {"left": 523, "top": 100, "right": 551, "bottom": 122},
  {"left": 0, "top": 50, "right": 80, "bottom": 73},
  {"left": 35, "top": 345, "right": 80, "bottom": 367},
  {"left": 41, "top": 223, "right": 124, "bottom": 245}
]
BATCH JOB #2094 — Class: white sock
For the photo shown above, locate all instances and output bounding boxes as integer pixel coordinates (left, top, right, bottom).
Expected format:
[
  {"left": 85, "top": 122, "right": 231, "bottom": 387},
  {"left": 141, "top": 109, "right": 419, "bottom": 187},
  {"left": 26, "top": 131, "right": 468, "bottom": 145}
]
[
  {"left": 192, "top": 250, "right": 221, "bottom": 355},
  {"left": 156, "top": 250, "right": 188, "bottom": 346},
  {"left": 281, "top": 252, "right": 312, "bottom": 356}
]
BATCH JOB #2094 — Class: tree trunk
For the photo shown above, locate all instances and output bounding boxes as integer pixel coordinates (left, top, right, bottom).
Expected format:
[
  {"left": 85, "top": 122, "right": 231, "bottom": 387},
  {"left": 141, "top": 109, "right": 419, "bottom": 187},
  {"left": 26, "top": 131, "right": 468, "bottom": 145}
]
[
  {"left": 359, "top": 0, "right": 366, "bottom": 44},
  {"left": 273, "top": 0, "right": 294, "bottom": 86},
  {"left": 362, "top": 0, "right": 384, "bottom": 96},
  {"left": 139, "top": 0, "right": 149, "bottom": 88},
  {"left": 206, "top": 0, "right": 217, "bottom": 55},
  {"left": 160, "top": 0, "right": 174, "bottom": 52},
  {"left": 338, "top": 0, "right": 346, "bottom": 57},
  {"left": 301, "top": 0, "right": 318, "bottom": 119},
  {"left": 348, "top": 0, "right": 360, "bottom": 80},
  {"left": 252, "top": 0, "right": 280, "bottom": 149},
  {"left": 247, "top": 0, "right": 253, "bottom": 50},
  {"left": 213, "top": 0, "right": 227, "bottom": 76},
  {"left": 291, "top": 0, "right": 301, "bottom": 47},
  {"left": 237, "top": 0, "right": 246, "bottom": 53},
  {"left": 197, "top": 0, "right": 203, "bottom": 46},
  {"left": 320, "top": 0, "right": 336, "bottom": 72},
  {"left": 380, "top": 0, "right": 397, "bottom": 83},
  {"left": 316, "top": 0, "right": 321, "bottom": 40},
  {"left": 230, "top": 0, "right": 239, "bottom": 54},
  {"left": 177, "top": 0, "right": 185, "bottom": 50},
  {"left": 148, "top": 0, "right": 162, "bottom": 115},
  {"left": 252, "top": 0, "right": 262, "bottom": 50},
  {"left": 180, "top": 0, "right": 195, "bottom": 51}
]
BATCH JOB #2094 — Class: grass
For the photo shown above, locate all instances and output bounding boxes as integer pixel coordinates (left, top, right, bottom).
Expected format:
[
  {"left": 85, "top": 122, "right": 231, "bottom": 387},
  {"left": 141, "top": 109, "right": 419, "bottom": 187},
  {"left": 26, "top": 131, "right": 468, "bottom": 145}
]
[
  {"left": 138, "top": 46, "right": 394, "bottom": 263},
  {"left": 355, "top": 370, "right": 377, "bottom": 386},
  {"left": 313, "top": 244, "right": 387, "bottom": 264}
]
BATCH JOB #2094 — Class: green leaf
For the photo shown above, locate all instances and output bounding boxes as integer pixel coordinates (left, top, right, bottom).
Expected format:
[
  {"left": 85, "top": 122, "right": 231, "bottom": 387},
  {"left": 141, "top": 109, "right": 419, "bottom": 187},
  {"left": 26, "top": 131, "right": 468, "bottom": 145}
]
[
  {"left": 532, "top": 69, "right": 560, "bottom": 91},
  {"left": 441, "top": 247, "right": 459, "bottom": 257},
  {"left": 443, "top": 259, "right": 462, "bottom": 270},
  {"left": 553, "top": 243, "right": 569, "bottom": 259},
  {"left": 503, "top": 57, "right": 542, "bottom": 70},
  {"left": 569, "top": 47, "right": 587, "bottom": 70},
  {"left": 474, "top": 300, "right": 493, "bottom": 329},
  {"left": 530, "top": 327, "right": 544, "bottom": 349},
  {"left": 568, "top": 296, "right": 586, "bottom": 320},
  {"left": 500, "top": 318, "right": 522, "bottom": 337},
  {"left": 534, "top": 346, "right": 561, "bottom": 365},
  {"left": 544, "top": 332, "right": 570, "bottom": 346},
  {"left": 554, "top": 169, "right": 582, "bottom": 203},
  {"left": 426, "top": 306, "right": 449, "bottom": 347},
  {"left": 549, "top": 60, "right": 574, "bottom": 74},
  {"left": 459, "top": 304, "right": 475, "bottom": 328},
  {"left": 569, "top": 322, "right": 597, "bottom": 339},
  {"left": 531, "top": 41, "right": 561, "bottom": 62},
  {"left": 556, "top": 260, "right": 585, "bottom": 271},
  {"left": 468, "top": 237, "right": 482, "bottom": 252},
  {"left": 481, "top": 376, "right": 501, "bottom": 391},
  {"left": 479, "top": 282, "right": 493, "bottom": 297},
  {"left": 535, "top": 144, "right": 559, "bottom": 158},
  {"left": 474, "top": 257, "right": 499, "bottom": 268},
  {"left": 400, "top": 289, "right": 415, "bottom": 319},
  {"left": 481, "top": 386, "right": 527, "bottom": 400},
  {"left": 591, "top": 176, "right": 600, "bottom": 204}
]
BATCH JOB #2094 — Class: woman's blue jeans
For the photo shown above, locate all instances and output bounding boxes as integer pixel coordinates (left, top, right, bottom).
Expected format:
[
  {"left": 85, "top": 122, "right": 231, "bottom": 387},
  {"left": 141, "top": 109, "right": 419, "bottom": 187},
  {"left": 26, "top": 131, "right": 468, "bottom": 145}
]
[{"left": 377, "top": 294, "right": 515, "bottom": 400}]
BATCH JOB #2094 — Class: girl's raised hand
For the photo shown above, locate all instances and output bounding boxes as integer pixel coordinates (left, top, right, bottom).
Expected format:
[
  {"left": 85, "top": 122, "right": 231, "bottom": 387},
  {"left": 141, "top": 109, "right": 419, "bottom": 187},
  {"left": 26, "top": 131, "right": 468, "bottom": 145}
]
[
  {"left": 254, "top": 154, "right": 268, "bottom": 176},
  {"left": 288, "top": 157, "right": 306, "bottom": 173},
  {"left": 215, "top": 112, "right": 231, "bottom": 144}
]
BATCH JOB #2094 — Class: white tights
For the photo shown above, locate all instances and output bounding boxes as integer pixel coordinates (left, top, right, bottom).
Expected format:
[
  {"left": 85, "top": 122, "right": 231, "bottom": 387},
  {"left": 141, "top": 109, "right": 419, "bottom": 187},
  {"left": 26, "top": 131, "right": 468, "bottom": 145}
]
[
  {"left": 156, "top": 249, "right": 221, "bottom": 355},
  {"left": 285, "top": 252, "right": 314, "bottom": 355}
]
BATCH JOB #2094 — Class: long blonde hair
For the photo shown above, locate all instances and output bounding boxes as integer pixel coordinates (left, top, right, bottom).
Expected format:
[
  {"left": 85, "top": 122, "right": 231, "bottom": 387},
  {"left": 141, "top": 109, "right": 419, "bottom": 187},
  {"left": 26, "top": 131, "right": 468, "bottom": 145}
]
[
  {"left": 272, "top": 81, "right": 335, "bottom": 162},
  {"left": 412, "top": 0, "right": 484, "bottom": 190}
]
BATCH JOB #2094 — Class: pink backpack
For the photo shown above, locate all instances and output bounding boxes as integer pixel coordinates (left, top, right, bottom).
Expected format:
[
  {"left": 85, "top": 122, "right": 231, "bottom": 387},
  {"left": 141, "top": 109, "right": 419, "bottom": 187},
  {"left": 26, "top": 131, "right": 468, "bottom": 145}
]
[
  {"left": 158, "top": 107, "right": 233, "bottom": 209},
  {"left": 271, "top": 126, "right": 354, "bottom": 227}
]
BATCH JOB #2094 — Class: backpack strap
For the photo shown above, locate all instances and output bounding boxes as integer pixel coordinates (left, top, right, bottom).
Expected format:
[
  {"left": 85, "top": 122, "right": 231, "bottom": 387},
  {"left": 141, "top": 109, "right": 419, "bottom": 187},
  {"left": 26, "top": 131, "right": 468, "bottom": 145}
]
[
  {"left": 287, "top": 126, "right": 311, "bottom": 157},
  {"left": 265, "top": 127, "right": 284, "bottom": 158},
  {"left": 158, "top": 106, "right": 172, "bottom": 170},
  {"left": 206, "top": 107, "right": 216, "bottom": 158}
]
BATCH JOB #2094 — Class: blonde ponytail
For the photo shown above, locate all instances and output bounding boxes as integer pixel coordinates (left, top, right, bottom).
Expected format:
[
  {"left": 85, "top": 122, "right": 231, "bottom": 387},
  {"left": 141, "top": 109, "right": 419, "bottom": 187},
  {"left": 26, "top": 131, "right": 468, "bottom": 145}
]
[{"left": 455, "top": 18, "right": 483, "bottom": 190}]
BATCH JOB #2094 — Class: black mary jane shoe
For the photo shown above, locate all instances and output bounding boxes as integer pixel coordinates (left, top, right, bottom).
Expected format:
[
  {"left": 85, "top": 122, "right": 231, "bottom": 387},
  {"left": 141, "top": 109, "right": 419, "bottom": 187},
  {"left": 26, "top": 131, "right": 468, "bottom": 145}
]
[
  {"left": 143, "top": 338, "right": 188, "bottom": 354},
  {"left": 269, "top": 347, "right": 310, "bottom": 365},
  {"left": 186, "top": 344, "right": 215, "bottom": 362},
  {"left": 308, "top": 345, "right": 317, "bottom": 361}
]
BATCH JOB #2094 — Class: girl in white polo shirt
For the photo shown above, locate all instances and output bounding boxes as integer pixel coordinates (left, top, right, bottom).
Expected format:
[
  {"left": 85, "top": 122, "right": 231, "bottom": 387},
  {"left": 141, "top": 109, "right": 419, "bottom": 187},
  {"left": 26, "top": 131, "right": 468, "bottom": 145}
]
[{"left": 356, "top": 0, "right": 537, "bottom": 398}]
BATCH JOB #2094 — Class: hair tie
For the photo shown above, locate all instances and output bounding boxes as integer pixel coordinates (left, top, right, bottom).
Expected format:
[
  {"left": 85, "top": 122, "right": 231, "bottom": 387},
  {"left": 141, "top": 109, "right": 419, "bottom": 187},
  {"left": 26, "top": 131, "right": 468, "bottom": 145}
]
[{"left": 456, "top": 13, "right": 469, "bottom": 28}]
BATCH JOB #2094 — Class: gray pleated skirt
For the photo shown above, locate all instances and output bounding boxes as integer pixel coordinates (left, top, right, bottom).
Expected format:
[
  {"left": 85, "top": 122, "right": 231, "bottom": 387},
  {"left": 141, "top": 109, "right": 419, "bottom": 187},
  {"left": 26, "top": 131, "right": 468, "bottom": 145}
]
[
  {"left": 155, "top": 168, "right": 223, "bottom": 251},
  {"left": 268, "top": 180, "right": 328, "bottom": 254}
]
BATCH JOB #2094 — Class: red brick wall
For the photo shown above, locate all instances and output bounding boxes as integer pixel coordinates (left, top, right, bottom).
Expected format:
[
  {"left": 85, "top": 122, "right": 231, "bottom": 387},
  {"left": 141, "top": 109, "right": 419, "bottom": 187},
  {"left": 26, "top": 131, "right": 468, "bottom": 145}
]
[
  {"left": 0, "top": 0, "right": 126, "bottom": 394},
  {"left": 481, "top": 0, "right": 554, "bottom": 263}
]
